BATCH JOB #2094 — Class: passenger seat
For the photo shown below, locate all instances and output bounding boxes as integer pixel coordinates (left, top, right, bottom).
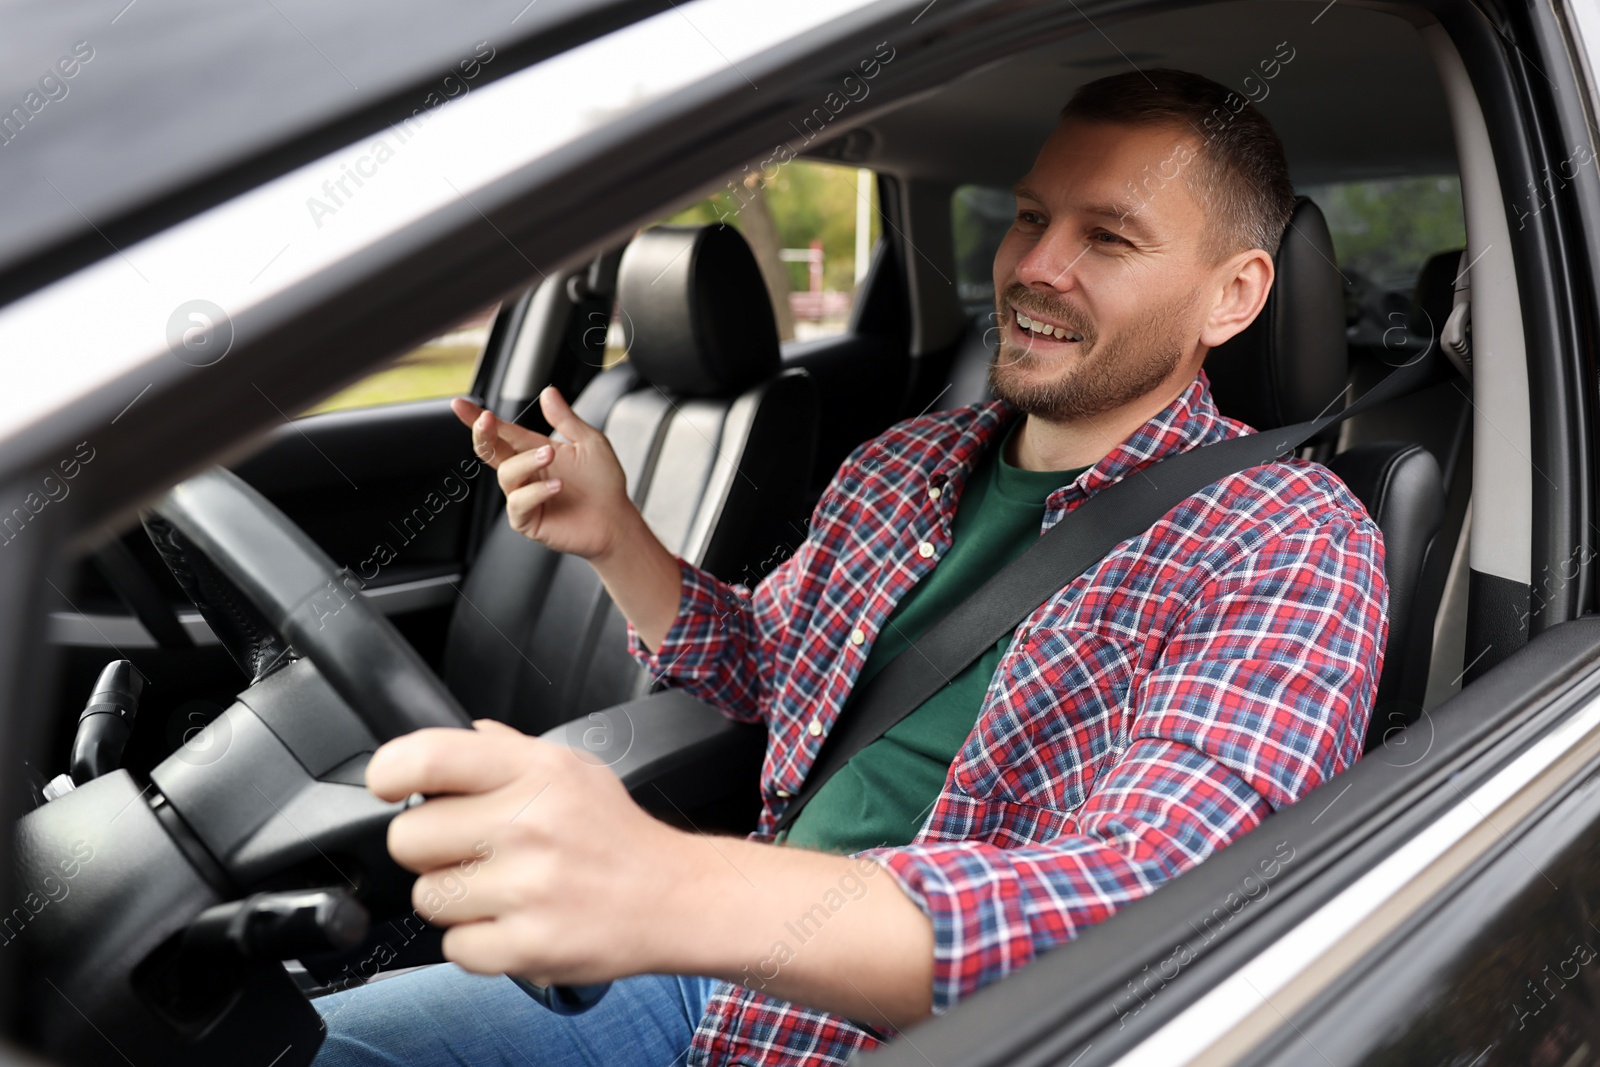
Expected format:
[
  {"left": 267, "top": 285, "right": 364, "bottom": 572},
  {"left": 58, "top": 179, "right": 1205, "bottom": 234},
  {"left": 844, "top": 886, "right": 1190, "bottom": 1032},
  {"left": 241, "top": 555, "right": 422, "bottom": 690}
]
[
  {"left": 1206, "top": 199, "right": 1447, "bottom": 752},
  {"left": 443, "top": 224, "right": 819, "bottom": 736}
]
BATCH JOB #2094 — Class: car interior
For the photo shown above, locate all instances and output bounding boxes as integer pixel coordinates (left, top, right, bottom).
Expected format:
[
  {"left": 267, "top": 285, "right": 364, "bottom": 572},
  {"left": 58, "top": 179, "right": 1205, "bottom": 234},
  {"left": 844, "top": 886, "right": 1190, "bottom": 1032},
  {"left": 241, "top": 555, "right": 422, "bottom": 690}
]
[
  {"left": 12, "top": 0, "right": 1582, "bottom": 1062},
  {"left": 39, "top": 0, "right": 1477, "bottom": 785}
]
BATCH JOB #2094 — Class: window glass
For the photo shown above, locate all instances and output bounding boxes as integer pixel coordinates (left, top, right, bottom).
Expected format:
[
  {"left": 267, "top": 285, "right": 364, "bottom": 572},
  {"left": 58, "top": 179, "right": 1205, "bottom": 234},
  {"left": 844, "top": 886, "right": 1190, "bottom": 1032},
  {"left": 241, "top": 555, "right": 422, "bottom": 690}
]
[
  {"left": 951, "top": 184, "right": 1015, "bottom": 312},
  {"left": 955, "top": 175, "right": 1467, "bottom": 319},
  {"left": 664, "top": 160, "right": 879, "bottom": 341},
  {"left": 302, "top": 304, "right": 497, "bottom": 416},
  {"left": 1298, "top": 176, "right": 1467, "bottom": 292},
  {"left": 1298, "top": 176, "right": 1467, "bottom": 339}
]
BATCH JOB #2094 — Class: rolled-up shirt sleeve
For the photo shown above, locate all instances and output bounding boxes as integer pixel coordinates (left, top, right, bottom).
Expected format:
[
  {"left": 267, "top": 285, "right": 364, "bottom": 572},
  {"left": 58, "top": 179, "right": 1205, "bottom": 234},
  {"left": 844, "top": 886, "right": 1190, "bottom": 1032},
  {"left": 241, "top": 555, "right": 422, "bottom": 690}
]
[
  {"left": 624, "top": 436, "right": 875, "bottom": 726},
  {"left": 862, "top": 513, "right": 1388, "bottom": 1012},
  {"left": 625, "top": 536, "right": 815, "bottom": 725}
]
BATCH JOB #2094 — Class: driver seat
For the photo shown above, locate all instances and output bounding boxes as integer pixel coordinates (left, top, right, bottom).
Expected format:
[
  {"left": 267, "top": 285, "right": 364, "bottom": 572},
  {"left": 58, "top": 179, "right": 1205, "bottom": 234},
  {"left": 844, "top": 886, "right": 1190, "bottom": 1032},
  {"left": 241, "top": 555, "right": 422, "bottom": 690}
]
[
  {"left": 934, "top": 199, "right": 1450, "bottom": 750},
  {"left": 442, "top": 224, "right": 818, "bottom": 736}
]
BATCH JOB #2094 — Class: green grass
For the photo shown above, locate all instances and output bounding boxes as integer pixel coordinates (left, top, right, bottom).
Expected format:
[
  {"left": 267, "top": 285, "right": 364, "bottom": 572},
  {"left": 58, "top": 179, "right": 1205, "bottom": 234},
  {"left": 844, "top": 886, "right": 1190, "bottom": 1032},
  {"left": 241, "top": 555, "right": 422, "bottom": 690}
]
[{"left": 302, "top": 342, "right": 481, "bottom": 416}]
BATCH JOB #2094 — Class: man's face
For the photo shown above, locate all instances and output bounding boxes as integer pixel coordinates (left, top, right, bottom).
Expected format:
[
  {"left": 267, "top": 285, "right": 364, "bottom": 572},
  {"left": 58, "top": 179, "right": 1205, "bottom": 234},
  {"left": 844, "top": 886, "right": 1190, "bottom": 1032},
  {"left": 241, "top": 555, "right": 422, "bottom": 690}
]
[{"left": 990, "top": 118, "right": 1220, "bottom": 422}]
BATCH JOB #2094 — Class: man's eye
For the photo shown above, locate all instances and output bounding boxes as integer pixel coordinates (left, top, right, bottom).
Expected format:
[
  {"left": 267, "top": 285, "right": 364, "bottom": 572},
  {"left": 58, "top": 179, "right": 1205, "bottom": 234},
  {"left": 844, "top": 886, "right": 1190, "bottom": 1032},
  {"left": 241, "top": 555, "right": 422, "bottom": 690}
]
[
  {"left": 1093, "top": 230, "right": 1125, "bottom": 244},
  {"left": 1017, "top": 211, "right": 1046, "bottom": 226}
]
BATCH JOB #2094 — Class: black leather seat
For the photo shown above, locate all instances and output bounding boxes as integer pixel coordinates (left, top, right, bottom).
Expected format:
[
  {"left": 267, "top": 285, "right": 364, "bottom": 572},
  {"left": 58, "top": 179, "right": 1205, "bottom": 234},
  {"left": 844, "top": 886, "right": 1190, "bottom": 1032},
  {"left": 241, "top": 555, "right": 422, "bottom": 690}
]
[
  {"left": 1206, "top": 198, "right": 1446, "bottom": 752},
  {"left": 1339, "top": 247, "right": 1472, "bottom": 491},
  {"left": 443, "top": 224, "right": 819, "bottom": 736},
  {"left": 939, "top": 311, "right": 1003, "bottom": 411},
  {"left": 1334, "top": 247, "right": 1473, "bottom": 709}
]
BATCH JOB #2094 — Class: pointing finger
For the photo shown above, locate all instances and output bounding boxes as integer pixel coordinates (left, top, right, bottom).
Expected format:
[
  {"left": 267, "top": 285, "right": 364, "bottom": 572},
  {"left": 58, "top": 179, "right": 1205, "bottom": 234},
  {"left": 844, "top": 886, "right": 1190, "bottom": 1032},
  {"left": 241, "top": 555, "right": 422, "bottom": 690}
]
[
  {"left": 450, "top": 396, "right": 487, "bottom": 428},
  {"left": 453, "top": 399, "right": 552, "bottom": 470}
]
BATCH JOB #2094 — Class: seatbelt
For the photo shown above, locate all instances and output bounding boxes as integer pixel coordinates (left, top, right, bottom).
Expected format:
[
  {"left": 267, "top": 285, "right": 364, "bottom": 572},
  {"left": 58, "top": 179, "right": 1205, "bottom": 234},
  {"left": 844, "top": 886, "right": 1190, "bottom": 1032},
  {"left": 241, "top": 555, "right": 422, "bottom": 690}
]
[{"left": 775, "top": 355, "right": 1440, "bottom": 833}]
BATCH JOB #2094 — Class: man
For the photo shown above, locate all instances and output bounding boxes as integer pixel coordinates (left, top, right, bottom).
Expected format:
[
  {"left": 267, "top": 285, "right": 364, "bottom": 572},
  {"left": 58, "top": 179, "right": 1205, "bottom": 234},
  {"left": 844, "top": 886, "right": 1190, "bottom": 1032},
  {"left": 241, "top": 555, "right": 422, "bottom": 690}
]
[{"left": 312, "top": 69, "right": 1387, "bottom": 1067}]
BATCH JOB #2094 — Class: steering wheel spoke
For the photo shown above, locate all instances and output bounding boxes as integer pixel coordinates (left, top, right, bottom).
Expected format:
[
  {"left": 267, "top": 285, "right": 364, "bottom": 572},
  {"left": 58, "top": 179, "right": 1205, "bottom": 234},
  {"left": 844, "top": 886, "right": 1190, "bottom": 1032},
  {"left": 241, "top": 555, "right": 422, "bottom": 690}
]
[{"left": 147, "top": 467, "right": 473, "bottom": 739}]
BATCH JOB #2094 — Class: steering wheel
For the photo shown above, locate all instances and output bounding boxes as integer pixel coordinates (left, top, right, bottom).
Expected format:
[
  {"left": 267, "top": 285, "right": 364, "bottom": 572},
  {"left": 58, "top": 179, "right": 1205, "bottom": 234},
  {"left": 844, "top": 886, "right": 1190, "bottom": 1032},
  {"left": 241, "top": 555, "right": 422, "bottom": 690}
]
[
  {"left": 147, "top": 470, "right": 608, "bottom": 1012},
  {"left": 16, "top": 468, "right": 494, "bottom": 1067},
  {"left": 20, "top": 468, "right": 608, "bottom": 1066},
  {"left": 143, "top": 466, "right": 473, "bottom": 741}
]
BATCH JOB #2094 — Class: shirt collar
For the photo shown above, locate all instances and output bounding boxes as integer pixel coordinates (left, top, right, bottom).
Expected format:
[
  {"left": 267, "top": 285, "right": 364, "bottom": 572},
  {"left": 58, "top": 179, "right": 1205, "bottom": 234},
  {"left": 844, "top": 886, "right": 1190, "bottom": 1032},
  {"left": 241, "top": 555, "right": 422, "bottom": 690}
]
[{"left": 962, "top": 369, "right": 1236, "bottom": 511}]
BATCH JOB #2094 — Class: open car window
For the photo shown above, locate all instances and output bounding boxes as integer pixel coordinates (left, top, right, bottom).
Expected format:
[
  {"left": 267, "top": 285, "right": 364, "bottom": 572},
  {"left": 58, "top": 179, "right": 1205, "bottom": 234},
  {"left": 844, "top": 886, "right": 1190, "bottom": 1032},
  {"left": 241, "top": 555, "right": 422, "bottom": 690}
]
[
  {"left": 659, "top": 159, "right": 880, "bottom": 343},
  {"left": 1297, "top": 175, "right": 1467, "bottom": 337},
  {"left": 302, "top": 304, "right": 497, "bottom": 416}
]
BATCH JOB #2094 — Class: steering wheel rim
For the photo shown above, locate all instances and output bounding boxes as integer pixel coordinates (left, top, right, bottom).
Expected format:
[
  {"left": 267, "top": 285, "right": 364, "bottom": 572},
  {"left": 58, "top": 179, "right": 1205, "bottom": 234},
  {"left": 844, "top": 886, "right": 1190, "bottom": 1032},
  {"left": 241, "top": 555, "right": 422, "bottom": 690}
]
[{"left": 148, "top": 466, "right": 473, "bottom": 741}]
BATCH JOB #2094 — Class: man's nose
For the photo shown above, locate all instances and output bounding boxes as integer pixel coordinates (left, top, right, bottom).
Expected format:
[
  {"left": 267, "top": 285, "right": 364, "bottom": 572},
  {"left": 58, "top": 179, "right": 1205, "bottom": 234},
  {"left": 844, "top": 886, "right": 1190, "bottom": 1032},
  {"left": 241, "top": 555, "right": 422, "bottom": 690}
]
[{"left": 1013, "top": 227, "right": 1086, "bottom": 293}]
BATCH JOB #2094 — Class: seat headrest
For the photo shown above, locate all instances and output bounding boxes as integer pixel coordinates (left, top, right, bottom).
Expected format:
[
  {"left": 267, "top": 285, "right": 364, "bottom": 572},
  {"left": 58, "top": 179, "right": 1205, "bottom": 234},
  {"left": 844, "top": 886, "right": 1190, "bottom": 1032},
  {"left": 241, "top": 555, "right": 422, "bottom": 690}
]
[
  {"left": 1205, "top": 197, "right": 1349, "bottom": 430},
  {"left": 1410, "top": 247, "right": 1463, "bottom": 340},
  {"left": 615, "top": 224, "right": 781, "bottom": 397}
]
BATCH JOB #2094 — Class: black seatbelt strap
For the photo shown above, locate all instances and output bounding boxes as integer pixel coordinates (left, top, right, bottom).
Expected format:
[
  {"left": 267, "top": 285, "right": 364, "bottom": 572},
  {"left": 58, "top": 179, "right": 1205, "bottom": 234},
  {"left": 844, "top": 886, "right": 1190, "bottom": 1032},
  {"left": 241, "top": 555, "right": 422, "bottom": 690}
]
[{"left": 775, "top": 356, "right": 1439, "bottom": 833}]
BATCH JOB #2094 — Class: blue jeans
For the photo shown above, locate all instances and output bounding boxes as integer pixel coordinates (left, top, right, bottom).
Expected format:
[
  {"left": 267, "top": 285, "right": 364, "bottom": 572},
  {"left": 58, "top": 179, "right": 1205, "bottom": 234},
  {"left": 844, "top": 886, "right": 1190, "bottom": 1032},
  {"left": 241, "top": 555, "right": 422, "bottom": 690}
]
[{"left": 310, "top": 964, "right": 718, "bottom": 1067}]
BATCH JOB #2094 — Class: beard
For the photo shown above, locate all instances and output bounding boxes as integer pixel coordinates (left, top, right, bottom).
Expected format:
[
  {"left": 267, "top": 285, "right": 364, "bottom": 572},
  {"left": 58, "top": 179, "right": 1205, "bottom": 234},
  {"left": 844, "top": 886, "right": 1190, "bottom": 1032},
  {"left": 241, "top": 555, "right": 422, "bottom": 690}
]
[{"left": 987, "top": 281, "right": 1197, "bottom": 421}]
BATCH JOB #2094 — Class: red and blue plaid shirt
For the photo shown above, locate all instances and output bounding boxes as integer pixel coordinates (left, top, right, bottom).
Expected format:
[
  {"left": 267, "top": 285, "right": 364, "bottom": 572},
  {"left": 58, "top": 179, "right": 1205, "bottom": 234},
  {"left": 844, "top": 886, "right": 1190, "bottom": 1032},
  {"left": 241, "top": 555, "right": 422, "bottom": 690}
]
[{"left": 626, "top": 369, "right": 1388, "bottom": 1066}]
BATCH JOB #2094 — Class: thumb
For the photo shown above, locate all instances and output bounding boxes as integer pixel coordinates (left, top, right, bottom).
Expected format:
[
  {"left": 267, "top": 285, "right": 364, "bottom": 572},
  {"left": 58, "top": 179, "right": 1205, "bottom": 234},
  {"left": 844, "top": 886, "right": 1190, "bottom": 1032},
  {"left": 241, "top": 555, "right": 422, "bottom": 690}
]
[
  {"left": 471, "top": 718, "right": 525, "bottom": 739},
  {"left": 538, "top": 386, "right": 595, "bottom": 444}
]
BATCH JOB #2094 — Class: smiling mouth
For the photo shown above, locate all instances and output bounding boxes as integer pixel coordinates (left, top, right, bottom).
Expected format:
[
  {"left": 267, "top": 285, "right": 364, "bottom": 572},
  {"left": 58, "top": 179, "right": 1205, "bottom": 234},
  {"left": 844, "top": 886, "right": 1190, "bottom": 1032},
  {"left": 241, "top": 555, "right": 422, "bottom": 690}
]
[{"left": 1012, "top": 308, "right": 1084, "bottom": 343}]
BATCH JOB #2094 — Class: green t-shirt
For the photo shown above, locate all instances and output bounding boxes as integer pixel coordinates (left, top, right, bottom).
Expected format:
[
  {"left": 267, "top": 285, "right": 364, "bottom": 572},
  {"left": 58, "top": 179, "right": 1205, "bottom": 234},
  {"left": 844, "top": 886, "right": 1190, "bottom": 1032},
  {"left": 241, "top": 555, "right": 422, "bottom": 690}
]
[{"left": 779, "top": 417, "right": 1088, "bottom": 854}]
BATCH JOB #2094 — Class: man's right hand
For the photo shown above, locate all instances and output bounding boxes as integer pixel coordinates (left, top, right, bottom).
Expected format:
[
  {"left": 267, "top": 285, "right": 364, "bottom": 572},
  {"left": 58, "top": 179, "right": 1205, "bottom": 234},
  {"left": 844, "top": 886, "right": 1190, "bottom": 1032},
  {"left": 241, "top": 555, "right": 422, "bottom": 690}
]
[
  {"left": 452, "top": 387, "right": 631, "bottom": 561},
  {"left": 452, "top": 387, "right": 683, "bottom": 652}
]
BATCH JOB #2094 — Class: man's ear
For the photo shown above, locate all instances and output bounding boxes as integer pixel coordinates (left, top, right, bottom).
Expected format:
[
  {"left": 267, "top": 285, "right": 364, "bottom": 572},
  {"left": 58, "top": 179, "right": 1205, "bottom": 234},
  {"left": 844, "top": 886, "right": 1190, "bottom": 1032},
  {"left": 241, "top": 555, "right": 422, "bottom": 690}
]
[{"left": 1198, "top": 250, "right": 1274, "bottom": 349}]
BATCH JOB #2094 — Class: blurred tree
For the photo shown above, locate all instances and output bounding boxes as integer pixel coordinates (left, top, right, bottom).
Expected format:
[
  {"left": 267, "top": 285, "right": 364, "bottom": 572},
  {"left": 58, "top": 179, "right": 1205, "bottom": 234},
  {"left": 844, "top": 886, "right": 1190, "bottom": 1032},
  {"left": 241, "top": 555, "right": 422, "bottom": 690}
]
[
  {"left": 736, "top": 173, "right": 797, "bottom": 341},
  {"left": 667, "top": 161, "right": 880, "bottom": 335},
  {"left": 1303, "top": 176, "right": 1467, "bottom": 291}
]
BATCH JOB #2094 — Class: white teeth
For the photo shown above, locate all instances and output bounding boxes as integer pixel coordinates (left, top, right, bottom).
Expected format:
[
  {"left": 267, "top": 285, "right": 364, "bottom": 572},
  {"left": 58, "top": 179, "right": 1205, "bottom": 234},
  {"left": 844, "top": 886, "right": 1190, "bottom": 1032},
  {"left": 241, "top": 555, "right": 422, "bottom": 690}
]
[{"left": 1015, "top": 309, "right": 1082, "bottom": 341}]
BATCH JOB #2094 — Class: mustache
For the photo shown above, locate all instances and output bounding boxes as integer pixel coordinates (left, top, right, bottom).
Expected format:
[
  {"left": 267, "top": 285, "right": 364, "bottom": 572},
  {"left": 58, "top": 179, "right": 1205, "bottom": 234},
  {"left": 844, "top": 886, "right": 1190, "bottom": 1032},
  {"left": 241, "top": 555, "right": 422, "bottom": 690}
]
[{"left": 998, "top": 283, "right": 1094, "bottom": 343}]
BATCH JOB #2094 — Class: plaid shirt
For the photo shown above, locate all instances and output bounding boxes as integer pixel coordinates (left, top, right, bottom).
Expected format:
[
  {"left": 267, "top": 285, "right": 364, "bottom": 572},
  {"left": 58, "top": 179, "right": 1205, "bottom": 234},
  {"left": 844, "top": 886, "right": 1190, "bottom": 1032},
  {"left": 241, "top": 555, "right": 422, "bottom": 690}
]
[{"left": 626, "top": 369, "right": 1388, "bottom": 1066}]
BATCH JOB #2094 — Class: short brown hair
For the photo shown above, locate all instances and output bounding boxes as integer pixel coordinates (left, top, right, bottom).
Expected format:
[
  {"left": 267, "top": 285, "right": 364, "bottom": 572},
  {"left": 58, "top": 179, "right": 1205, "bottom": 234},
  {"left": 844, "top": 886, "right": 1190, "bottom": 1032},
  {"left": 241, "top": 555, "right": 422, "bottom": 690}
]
[{"left": 1061, "top": 68, "right": 1295, "bottom": 259}]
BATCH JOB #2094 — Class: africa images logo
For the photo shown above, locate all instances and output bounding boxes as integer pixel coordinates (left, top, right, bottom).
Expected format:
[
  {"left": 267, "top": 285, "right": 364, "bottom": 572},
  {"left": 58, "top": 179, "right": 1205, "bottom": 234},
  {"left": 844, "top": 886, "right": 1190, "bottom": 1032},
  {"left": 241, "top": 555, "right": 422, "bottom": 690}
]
[{"left": 166, "top": 299, "right": 234, "bottom": 367}]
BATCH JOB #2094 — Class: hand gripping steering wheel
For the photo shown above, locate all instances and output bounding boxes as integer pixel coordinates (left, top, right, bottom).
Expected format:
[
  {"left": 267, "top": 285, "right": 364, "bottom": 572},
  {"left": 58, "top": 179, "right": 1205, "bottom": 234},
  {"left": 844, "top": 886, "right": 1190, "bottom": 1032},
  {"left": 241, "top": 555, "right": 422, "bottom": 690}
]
[{"left": 146, "top": 468, "right": 607, "bottom": 1014}]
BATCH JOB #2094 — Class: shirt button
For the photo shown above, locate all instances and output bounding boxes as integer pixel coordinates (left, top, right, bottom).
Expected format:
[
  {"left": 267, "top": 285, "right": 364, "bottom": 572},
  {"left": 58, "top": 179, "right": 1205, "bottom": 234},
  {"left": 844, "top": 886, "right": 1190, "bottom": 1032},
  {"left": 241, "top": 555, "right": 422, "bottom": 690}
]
[
  {"left": 918, "top": 541, "right": 935, "bottom": 558},
  {"left": 807, "top": 719, "right": 823, "bottom": 737},
  {"left": 929, "top": 485, "right": 942, "bottom": 500},
  {"left": 850, "top": 628, "right": 866, "bottom": 645},
  {"left": 776, "top": 789, "right": 792, "bottom": 798}
]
